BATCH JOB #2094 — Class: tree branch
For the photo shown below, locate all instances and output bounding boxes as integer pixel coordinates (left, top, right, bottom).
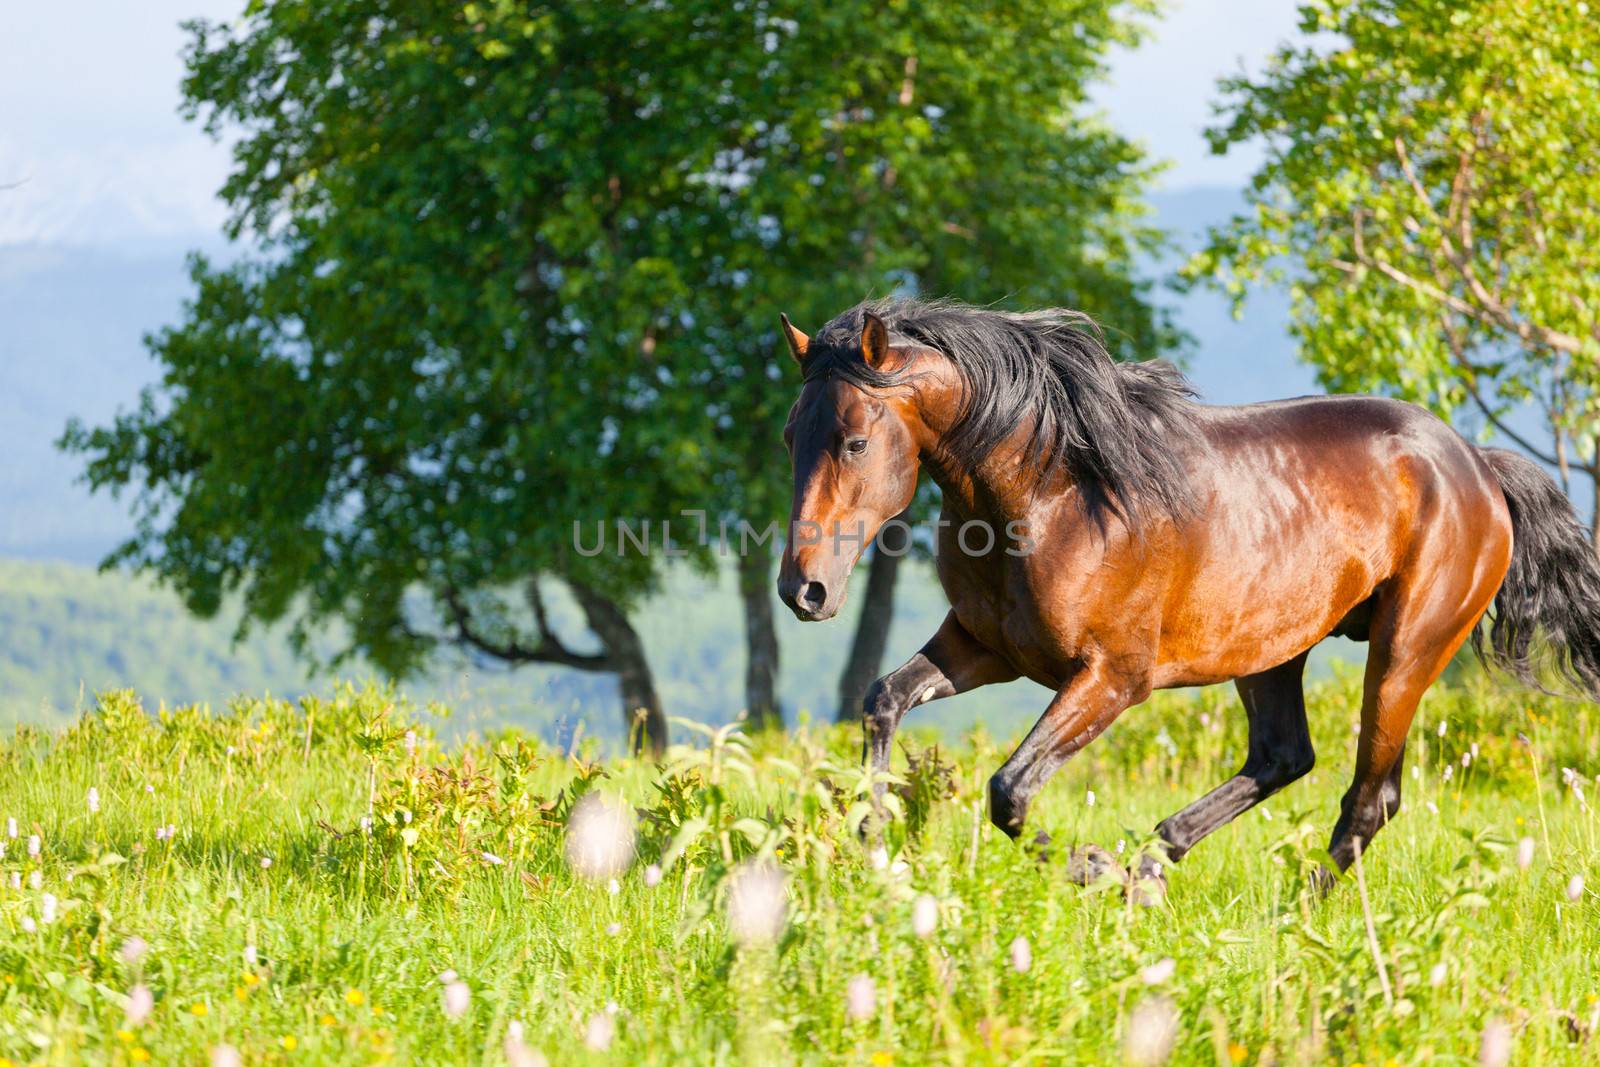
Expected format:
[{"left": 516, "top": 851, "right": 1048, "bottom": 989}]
[{"left": 443, "top": 584, "right": 612, "bottom": 671}]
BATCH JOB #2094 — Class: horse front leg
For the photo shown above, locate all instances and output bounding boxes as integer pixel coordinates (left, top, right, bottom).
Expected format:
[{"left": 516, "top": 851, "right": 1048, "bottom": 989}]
[
  {"left": 988, "top": 660, "right": 1148, "bottom": 838},
  {"left": 863, "top": 611, "right": 1017, "bottom": 798}
]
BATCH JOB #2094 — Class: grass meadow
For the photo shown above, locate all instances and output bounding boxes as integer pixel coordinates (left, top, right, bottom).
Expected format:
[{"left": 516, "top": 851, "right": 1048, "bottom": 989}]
[{"left": 0, "top": 674, "right": 1596, "bottom": 1065}]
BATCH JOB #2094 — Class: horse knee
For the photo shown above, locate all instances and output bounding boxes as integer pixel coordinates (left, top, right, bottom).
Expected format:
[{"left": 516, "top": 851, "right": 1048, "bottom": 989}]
[
  {"left": 988, "top": 772, "right": 1027, "bottom": 839},
  {"left": 1378, "top": 776, "right": 1402, "bottom": 823}
]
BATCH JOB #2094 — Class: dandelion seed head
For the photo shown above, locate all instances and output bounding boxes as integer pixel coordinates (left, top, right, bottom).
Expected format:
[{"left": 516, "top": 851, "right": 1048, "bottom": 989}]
[
  {"left": 911, "top": 894, "right": 938, "bottom": 939},
  {"left": 1009, "top": 935, "right": 1032, "bottom": 974},
  {"left": 1516, "top": 836, "right": 1535, "bottom": 871},
  {"left": 125, "top": 984, "right": 154, "bottom": 1026},
  {"left": 1479, "top": 1018, "right": 1513, "bottom": 1067},
  {"left": 564, "top": 793, "right": 637, "bottom": 881},
  {"left": 585, "top": 1011, "right": 615, "bottom": 1051},
  {"left": 846, "top": 974, "right": 876, "bottom": 1021},
  {"left": 1139, "top": 957, "right": 1176, "bottom": 985},
  {"left": 1124, "top": 996, "right": 1180, "bottom": 1067},
  {"left": 442, "top": 980, "right": 471, "bottom": 1018},
  {"left": 643, "top": 863, "right": 663, "bottom": 888},
  {"left": 726, "top": 861, "right": 787, "bottom": 946}
]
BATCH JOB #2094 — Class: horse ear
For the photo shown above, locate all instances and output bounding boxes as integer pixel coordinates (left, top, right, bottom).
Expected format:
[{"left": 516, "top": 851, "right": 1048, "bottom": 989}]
[
  {"left": 860, "top": 311, "right": 891, "bottom": 369},
  {"left": 779, "top": 313, "right": 810, "bottom": 365}
]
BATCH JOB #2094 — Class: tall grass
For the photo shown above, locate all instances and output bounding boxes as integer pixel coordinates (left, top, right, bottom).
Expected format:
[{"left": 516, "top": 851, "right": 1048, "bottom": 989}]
[{"left": 0, "top": 676, "right": 1595, "bottom": 1064}]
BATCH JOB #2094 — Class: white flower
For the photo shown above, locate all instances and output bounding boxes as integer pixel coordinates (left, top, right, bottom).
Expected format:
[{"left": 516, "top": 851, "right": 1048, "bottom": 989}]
[
  {"left": 442, "top": 980, "right": 471, "bottom": 1018},
  {"left": 1085, "top": 788, "right": 1096, "bottom": 807},
  {"left": 8, "top": 872, "right": 19, "bottom": 890},
  {"left": 438, "top": 969, "right": 458, "bottom": 984},
  {"left": 643, "top": 863, "right": 663, "bottom": 888},
  {"left": 607, "top": 878, "right": 620, "bottom": 895},
  {"left": 1116, "top": 839, "right": 1127, "bottom": 854},
  {"left": 1139, "top": 957, "right": 1176, "bottom": 985},
  {"left": 726, "top": 861, "right": 787, "bottom": 946},
  {"left": 564, "top": 793, "right": 637, "bottom": 881},
  {"left": 584, "top": 1012, "right": 615, "bottom": 1051},
  {"left": 5, "top": 817, "right": 15, "bottom": 839},
  {"left": 1429, "top": 961, "right": 1448, "bottom": 987},
  {"left": 120, "top": 936, "right": 149, "bottom": 966},
  {"left": 0, "top": 842, "right": 6, "bottom": 861},
  {"left": 28, "top": 870, "right": 42, "bottom": 890},
  {"left": 1437, "top": 720, "right": 1448, "bottom": 737},
  {"left": 1461, "top": 752, "right": 1472, "bottom": 769},
  {"left": 260, "top": 856, "right": 272, "bottom": 869},
  {"left": 404, "top": 730, "right": 417, "bottom": 755},
  {"left": 1516, "top": 837, "right": 1536, "bottom": 871},
  {"left": 1410, "top": 765, "right": 1421, "bottom": 782},
  {"left": 1567, "top": 874, "right": 1585, "bottom": 902},
  {"left": 481, "top": 851, "right": 505, "bottom": 866},
  {"left": 1479, "top": 1018, "right": 1513, "bottom": 1067},
  {"left": 87, "top": 788, "right": 101, "bottom": 815},
  {"left": 19, "top": 916, "right": 36, "bottom": 933},
  {"left": 40, "top": 893, "right": 57, "bottom": 924},
  {"left": 911, "top": 894, "right": 939, "bottom": 939},
  {"left": 605, "top": 922, "right": 622, "bottom": 936},
  {"left": 1471, "top": 742, "right": 1480, "bottom": 759},
  {"left": 155, "top": 826, "right": 168, "bottom": 842},
  {"left": 1009, "top": 935, "right": 1032, "bottom": 974},
  {"left": 1426, "top": 802, "right": 1439, "bottom": 815},
  {"left": 845, "top": 974, "right": 876, "bottom": 1021},
  {"left": 359, "top": 816, "right": 372, "bottom": 835},
  {"left": 126, "top": 983, "right": 155, "bottom": 1026},
  {"left": 1442, "top": 765, "right": 1453, "bottom": 783},
  {"left": 145, "top": 784, "right": 154, "bottom": 794},
  {"left": 1125, "top": 996, "right": 1179, "bottom": 1067},
  {"left": 210, "top": 1044, "right": 242, "bottom": 1067},
  {"left": 27, "top": 834, "right": 40, "bottom": 857},
  {"left": 243, "top": 944, "right": 259, "bottom": 966}
]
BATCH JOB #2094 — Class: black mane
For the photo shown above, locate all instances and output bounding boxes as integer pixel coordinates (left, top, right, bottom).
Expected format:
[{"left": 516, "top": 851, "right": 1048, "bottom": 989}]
[{"left": 806, "top": 298, "right": 1201, "bottom": 527}]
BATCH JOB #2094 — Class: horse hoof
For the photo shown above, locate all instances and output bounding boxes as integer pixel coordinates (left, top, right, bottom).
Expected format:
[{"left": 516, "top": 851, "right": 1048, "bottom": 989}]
[
  {"left": 1128, "top": 852, "right": 1168, "bottom": 906},
  {"left": 1066, "top": 844, "right": 1123, "bottom": 887},
  {"left": 1028, "top": 830, "right": 1054, "bottom": 863}
]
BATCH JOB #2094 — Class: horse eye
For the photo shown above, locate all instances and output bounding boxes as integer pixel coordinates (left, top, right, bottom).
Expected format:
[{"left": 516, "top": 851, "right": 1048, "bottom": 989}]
[{"left": 845, "top": 437, "right": 868, "bottom": 455}]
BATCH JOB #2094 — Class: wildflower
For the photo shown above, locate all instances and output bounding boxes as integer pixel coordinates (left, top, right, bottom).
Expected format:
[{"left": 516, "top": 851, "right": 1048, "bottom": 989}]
[
  {"left": 912, "top": 894, "right": 939, "bottom": 938},
  {"left": 482, "top": 851, "right": 505, "bottom": 866},
  {"left": 846, "top": 974, "right": 876, "bottom": 1021},
  {"left": 87, "top": 788, "right": 100, "bottom": 815},
  {"left": 27, "top": 834, "right": 39, "bottom": 857},
  {"left": 28, "top": 870, "right": 41, "bottom": 890},
  {"left": 1086, "top": 788, "right": 1097, "bottom": 807},
  {"left": 643, "top": 863, "right": 663, "bottom": 888},
  {"left": 190, "top": 1001, "right": 209, "bottom": 1016},
  {"left": 564, "top": 793, "right": 637, "bottom": 881},
  {"left": 346, "top": 989, "right": 365, "bottom": 1007},
  {"left": 6, "top": 873, "right": 16, "bottom": 890},
  {"left": 125, "top": 984, "right": 154, "bottom": 1026},
  {"left": 1009, "top": 936, "right": 1032, "bottom": 974},
  {"left": 5, "top": 817, "right": 14, "bottom": 838},
  {"left": 242, "top": 972, "right": 259, "bottom": 986},
  {"left": 130, "top": 1049, "right": 150, "bottom": 1063},
  {"left": 359, "top": 816, "right": 371, "bottom": 834},
  {"left": 260, "top": 856, "right": 272, "bottom": 869},
  {"left": 1567, "top": 874, "right": 1585, "bottom": 902},
  {"left": 1461, "top": 751, "right": 1472, "bottom": 769},
  {"left": 117, "top": 1031, "right": 134, "bottom": 1044},
  {"left": 608, "top": 878, "right": 620, "bottom": 895},
  {"left": 155, "top": 826, "right": 168, "bottom": 842},
  {"left": 1437, "top": 720, "right": 1447, "bottom": 737},
  {"left": 1227, "top": 1043, "right": 1248, "bottom": 1064},
  {"left": 1124, "top": 996, "right": 1179, "bottom": 1066},
  {"left": 443, "top": 979, "right": 471, "bottom": 1018},
  {"left": 120, "top": 936, "right": 149, "bottom": 965},
  {"left": 1516, "top": 837, "right": 1535, "bottom": 871},
  {"left": 145, "top": 784, "right": 154, "bottom": 794},
  {"left": 1429, "top": 961, "right": 1448, "bottom": 987},
  {"left": 1443, "top": 766, "right": 1453, "bottom": 783},
  {"left": 605, "top": 922, "right": 622, "bottom": 936},
  {"left": 404, "top": 730, "right": 417, "bottom": 756},
  {"left": 0, "top": 843, "right": 5, "bottom": 860},
  {"left": 871, "top": 1054, "right": 893, "bottom": 1067},
  {"left": 1116, "top": 839, "right": 1127, "bottom": 854},
  {"left": 1411, "top": 765, "right": 1421, "bottom": 781},
  {"left": 505, "top": 1021, "right": 549, "bottom": 1067},
  {"left": 1479, "top": 1018, "right": 1512, "bottom": 1067},
  {"left": 18, "top": 917, "right": 35, "bottom": 933},
  {"left": 243, "top": 944, "right": 259, "bottom": 966},
  {"left": 1426, "top": 802, "right": 1439, "bottom": 815},
  {"left": 40, "top": 893, "right": 57, "bottom": 924},
  {"left": 210, "top": 1045, "right": 242, "bottom": 1067},
  {"left": 280, "top": 1036, "right": 298, "bottom": 1051},
  {"left": 320, "top": 1014, "right": 336, "bottom": 1026},
  {"left": 233, "top": 986, "right": 248, "bottom": 1001},
  {"left": 726, "top": 861, "right": 787, "bottom": 946},
  {"left": 584, "top": 1012, "right": 615, "bottom": 1051},
  {"left": 1139, "top": 957, "right": 1176, "bottom": 985},
  {"left": 439, "top": 969, "right": 458, "bottom": 983}
]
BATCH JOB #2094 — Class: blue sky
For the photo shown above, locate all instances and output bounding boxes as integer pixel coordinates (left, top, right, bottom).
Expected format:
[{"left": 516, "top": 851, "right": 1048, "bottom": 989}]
[{"left": 0, "top": 0, "right": 1303, "bottom": 246}]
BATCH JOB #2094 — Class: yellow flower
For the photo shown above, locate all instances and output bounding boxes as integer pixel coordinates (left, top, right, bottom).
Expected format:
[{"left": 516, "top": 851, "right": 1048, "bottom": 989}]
[
  {"left": 1588, "top": 993, "right": 1599, "bottom": 1005},
  {"left": 1385, "top": 1059, "right": 1401, "bottom": 1067},
  {"left": 320, "top": 1014, "right": 338, "bottom": 1027},
  {"left": 234, "top": 986, "right": 249, "bottom": 1001},
  {"left": 345, "top": 989, "right": 366, "bottom": 1007},
  {"left": 372, "top": 1004, "right": 385, "bottom": 1017},
  {"left": 115, "top": 1031, "right": 135, "bottom": 1044},
  {"left": 871, "top": 1054, "right": 893, "bottom": 1067},
  {"left": 1228, "top": 1042, "right": 1248, "bottom": 1064},
  {"left": 242, "top": 972, "right": 260, "bottom": 986},
  {"left": 130, "top": 1050, "right": 151, "bottom": 1064},
  {"left": 1516, "top": 816, "right": 1525, "bottom": 826},
  {"left": 281, "top": 1035, "right": 298, "bottom": 1051},
  {"left": 190, "top": 1002, "right": 209, "bottom": 1017}
]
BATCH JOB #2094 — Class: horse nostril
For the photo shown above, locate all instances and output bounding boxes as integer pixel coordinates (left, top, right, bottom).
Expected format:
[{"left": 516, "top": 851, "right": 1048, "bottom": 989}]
[{"left": 799, "top": 581, "right": 827, "bottom": 611}]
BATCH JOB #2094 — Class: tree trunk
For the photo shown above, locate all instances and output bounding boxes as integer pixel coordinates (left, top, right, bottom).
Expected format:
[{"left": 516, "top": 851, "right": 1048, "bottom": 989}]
[
  {"left": 1591, "top": 470, "right": 1599, "bottom": 565},
  {"left": 568, "top": 581, "right": 668, "bottom": 758},
  {"left": 835, "top": 517, "right": 910, "bottom": 723},
  {"left": 737, "top": 546, "right": 782, "bottom": 731}
]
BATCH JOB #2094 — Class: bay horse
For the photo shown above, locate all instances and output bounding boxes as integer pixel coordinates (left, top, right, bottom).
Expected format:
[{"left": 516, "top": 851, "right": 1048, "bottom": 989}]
[{"left": 775, "top": 298, "right": 1600, "bottom": 889}]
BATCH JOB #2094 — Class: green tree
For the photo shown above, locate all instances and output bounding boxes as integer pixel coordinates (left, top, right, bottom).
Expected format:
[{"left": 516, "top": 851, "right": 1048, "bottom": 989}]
[
  {"left": 64, "top": 0, "right": 1175, "bottom": 748},
  {"left": 1189, "top": 0, "right": 1600, "bottom": 553}
]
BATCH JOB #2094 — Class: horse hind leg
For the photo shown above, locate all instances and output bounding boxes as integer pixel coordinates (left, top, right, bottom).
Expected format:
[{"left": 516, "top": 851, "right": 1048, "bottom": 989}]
[{"left": 1143, "top": 652, "right": 1315, "bottom": 880}]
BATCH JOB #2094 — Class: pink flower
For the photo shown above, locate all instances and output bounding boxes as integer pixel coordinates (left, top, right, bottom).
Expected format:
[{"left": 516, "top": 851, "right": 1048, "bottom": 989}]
[
  {"left": 125, "top": 984, "right": 154, "bottom": 1026},
  {"left": 725, "top": 862, "right": 787, "bottom": 946},
  {"left": 120, "top": 936, "right": 149, "bottom": 966},
  {"left": 584, "top": 1012, "right": 615, "bottom": 1051},
  {"left": 443, "top": 980, "right": 471, "bottom": 1018},
  {"left": 845, "top": 974, "right": 876, "bottom": 1021},
  {"left": 1009, "top": 936, "right": 1032, "bottom": 974}
]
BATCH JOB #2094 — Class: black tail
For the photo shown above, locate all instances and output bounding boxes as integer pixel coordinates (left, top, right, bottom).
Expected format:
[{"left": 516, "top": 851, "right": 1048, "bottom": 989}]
[{"left": 1474, "top": 449, "right": 1600, "bottom": 700}]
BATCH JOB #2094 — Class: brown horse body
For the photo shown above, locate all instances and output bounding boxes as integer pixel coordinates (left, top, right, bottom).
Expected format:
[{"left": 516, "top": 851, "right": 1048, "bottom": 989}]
[{"left": 777, "top": 299, "right": 1600, "bottom": 885}]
